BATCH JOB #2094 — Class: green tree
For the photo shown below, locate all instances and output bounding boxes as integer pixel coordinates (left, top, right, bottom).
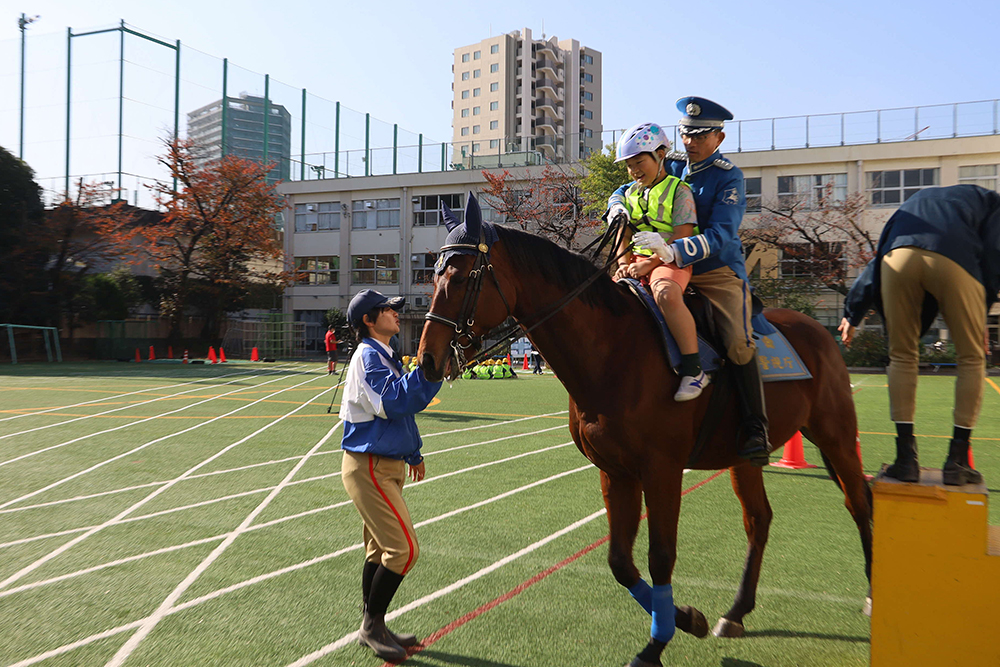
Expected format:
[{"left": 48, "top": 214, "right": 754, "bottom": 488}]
[
  {"left": 0, "top": 145, "right": 46, "bottom": 324},
  {"left": 579, "top": 143, "right": 629, "bottom": 218},
  {"left": 323, "top": 307, "right": 349, "bottom": 346}
]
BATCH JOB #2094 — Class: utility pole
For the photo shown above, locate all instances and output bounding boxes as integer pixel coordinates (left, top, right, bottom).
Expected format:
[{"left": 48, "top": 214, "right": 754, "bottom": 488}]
[{"left": 18, "top": 13, "right": 39, "bottom": 159}]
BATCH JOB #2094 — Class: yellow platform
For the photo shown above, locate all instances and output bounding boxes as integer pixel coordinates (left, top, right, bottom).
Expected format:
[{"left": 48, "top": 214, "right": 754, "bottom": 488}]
[{"left": 871, "top": 467, "right": 1000, "bottom": 666}]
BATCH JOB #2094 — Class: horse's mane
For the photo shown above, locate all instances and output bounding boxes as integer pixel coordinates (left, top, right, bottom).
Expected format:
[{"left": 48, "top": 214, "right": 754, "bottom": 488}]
[{"left": 493, "top": 224, "right": 629, "bottom": 315}]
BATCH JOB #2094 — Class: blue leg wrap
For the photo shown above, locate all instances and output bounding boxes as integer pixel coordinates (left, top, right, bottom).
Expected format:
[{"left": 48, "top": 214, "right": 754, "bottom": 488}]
[
  {"left": 628, "top": 578, "right": 653, "bottom": 615},
  {"left": 650, "top": 584, "right": 676, "bottom": 643}
]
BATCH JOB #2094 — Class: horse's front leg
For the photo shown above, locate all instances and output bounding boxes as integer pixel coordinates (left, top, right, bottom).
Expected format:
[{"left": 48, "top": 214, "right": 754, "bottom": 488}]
[
  {"left": 714, "top": 464, "right": 773, "bottom": 638},
  {"left": 625, "top": 464, "right": 686, "bottom": 667}
]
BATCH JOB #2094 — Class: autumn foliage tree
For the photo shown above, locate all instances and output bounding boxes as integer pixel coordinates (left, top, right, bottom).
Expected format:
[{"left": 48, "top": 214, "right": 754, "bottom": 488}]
[
  {"left": 126, "top": 139, "right": 286, "bottom": 343},
  {"left": 479, "top": 165, "right": 598, "bottom": 250},
  {"left": 579, "top": 143, "right": 629, "bottom": 218}
]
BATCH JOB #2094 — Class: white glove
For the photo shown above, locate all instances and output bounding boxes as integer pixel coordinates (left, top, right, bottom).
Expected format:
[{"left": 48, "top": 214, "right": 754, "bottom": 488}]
[
  {"left": 633, "top": 231, "right": 675, "bottom": 265},
  {"left": 608, "top": 204, "right": 628, "bottom": 223}
]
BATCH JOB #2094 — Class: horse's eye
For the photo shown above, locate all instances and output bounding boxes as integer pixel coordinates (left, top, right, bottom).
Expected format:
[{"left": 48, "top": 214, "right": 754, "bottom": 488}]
[{"left": 451, "top": 273, "right": 468, "bottom": 285}]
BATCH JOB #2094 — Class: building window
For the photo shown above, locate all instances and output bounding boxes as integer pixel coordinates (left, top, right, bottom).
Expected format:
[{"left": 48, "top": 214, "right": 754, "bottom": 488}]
[
  {"left": 582, "top": 73, "right": 593, "bottom": 83},
  {"left": 744, "top": 177, "right": 762, "bottom": 212},
  {"left": 295, "top": 202, "right": 341, "bottom": 232},
  {"left": 583, "top": 128, "right": 593, "bottom": 138},
  {"left": 582, "top": 54, "right": 594, "bottom": 65},
  {"left": 473, "top": 106, "right": 481, "bottom": 115},
  {"left": 778, "top": 173, "right": 847, "bottom": 209},
  {"left": 473, "top": 50, "right": 481, "bottom": 59},
  {"left": 461, "top": 108, "right": 469, "bottom": 117},
  {"left": 473, "top": 69, "right": 481, "bottom": 78},
  {"left": 461, "top": 126, "right": 469, "bottom": 136},
  {"left": 473, "top": 88, "right": 481, "bottom": 97},
  {"left": 490, "top": 101, "right": 499, "bottom": 111},
  {"left": 490, "top": 120, "right": 498, "bottom": 130},
  {"left": 413, "top": 193, "right": 464, "bottom": 227},
  {"left": 780, "top": 242, "right": 845, "bottom": 279},
  {"left": 461, "top": 90, "right": 469, "bottom": 99},
  {"left": 490, "top": 63, "right": 499, "bottom": 73},
  {"left": 352, "top": 199, "right": 400, "bottom": 230},
  {"left": 868, "top": 169, "right": 938, "bottom": 206},
  {"left": 461, "top": 71, "right": 469, "bottom": 81},
  {"left": 473, "top": 125, "right": 481, "bottom": 134},
  {"left": 582, "top": 91, "right": 593, "bottom": 101},
  {"left": 461, "top": 53, "right": 469, "bottom": 63},
  {"left": 958, "top": 165, "right": 998, "bottom": 191},
  {"left": 294, "top": 256, "right": 339, "bottom": 285},
  {"left": 472, "top": 143, "right": 480, "bottom": 152},
  {"left": 490, "top": 139, "right": 499, "bottom": 148},
  {"left": 583, "top": 110, "right": 593, "bottom": 119},
  {"left": 351, "top": 254, "right": 400, "bottom": 285},
  {"left": 490, "top": 82, "right": 499, "bottom": 92},
  {"left": 412, "top": 252, "right": 438, "bottom": 284}
]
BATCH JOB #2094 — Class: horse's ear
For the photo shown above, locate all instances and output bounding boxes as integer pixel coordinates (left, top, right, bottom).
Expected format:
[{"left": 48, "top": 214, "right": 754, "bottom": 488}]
[
  {"left": 440, "top": 201, "right": 463, "bottom": 232},
  {"left": 464, "top": 191, "right": 482, "bottom": 237}
]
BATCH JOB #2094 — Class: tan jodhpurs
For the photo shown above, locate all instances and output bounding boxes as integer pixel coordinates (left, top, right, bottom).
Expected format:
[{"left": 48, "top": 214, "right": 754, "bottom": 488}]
[{"left": 689, "top": 266, "right": 756, "bottom": 365}]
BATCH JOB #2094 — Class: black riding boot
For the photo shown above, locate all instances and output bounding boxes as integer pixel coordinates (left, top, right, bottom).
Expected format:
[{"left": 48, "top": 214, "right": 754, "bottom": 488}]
[
  {"left": 735, "top": 360, "right": 771, "bottom": 466},
  {"left": 884, "top": 435, "right": 920, "bottom": 483},
  {"left": 358, "top": 564, "right": 415, "bottom": 660},
  {"left": 942, "top": 438, "right": 982, "bottom": 486}
]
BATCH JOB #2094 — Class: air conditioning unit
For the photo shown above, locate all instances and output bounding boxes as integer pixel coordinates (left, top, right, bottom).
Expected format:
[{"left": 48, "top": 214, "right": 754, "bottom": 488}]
[{"left": 412, "top": 296, "right": 429, "bottom": 309}]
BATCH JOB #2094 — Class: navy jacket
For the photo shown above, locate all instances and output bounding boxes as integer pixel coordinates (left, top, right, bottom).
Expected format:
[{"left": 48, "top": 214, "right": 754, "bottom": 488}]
[{"left": 843, "top": 185, "right": 1000, "bottom": 333}]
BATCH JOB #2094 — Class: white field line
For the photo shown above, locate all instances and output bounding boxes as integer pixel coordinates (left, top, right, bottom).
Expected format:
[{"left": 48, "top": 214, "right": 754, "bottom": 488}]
[
  {"left": 0, "top": 376, "right": 334, "bottom": 591},
  {"left": 104, "top": 419, "right": 344, "bottom": 667},
  {"left": 0, "top": 421, "right": 568, "bottom": 518},
  {"left": 5, "top": 461, "right": 591, "bottom": 667},
  {"left": 286, "top": 500, "right": 607, "bottom": 667},
  {"left": 0, "top": 366, "right": 299, "bottom": 423},
  {"left": 0, "top": 370, "right": 311, "bottom": 473},
  {"left": 0, "top": 442, "right": 575, "bottom": 599},
  {"left": 0, "top": 368, "right": 300, "bottom": 441},
  {"left": 421, "top": 410, "right": 568, "bottom": 438}
]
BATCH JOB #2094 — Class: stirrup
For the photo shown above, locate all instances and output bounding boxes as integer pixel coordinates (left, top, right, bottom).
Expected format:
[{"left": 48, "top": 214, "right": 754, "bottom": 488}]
[{"left": 675, "top": 371, "right": 708, "bottom": 402}]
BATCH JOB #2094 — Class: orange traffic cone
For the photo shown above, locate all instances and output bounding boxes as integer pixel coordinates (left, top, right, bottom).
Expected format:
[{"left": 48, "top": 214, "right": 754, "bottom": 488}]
[
  {"left": 251, "top": 347, "right": 259, "bottom": 362},
  {"left": 135, "top": 348, "right": 141, "bottom": 363},
  {"left": 168, "top": 346, "right": 174, "bottom": 359},
  {"left": 506, "top": 353, "right": 512, "bottom": 366},
  {"left": 770, "top": 432, "right": 818, "bottom": 469},
  {"left": 208, "top": 347, "right": 217, "bottom": 364},
  {"left": 523, "top": 354, "right": 529, "bottom": 370},
  {"left": 219, "top": 347, "right": 227, "bottom": 363},
  {"left": 182, "top": 349, "right": 189, "bottom": 364},
  {"left": 969, "top": 446, "right": 976, "bottom": 470},
  {"left": 148, "top": 346, "right": 155, "bottom": 361}
]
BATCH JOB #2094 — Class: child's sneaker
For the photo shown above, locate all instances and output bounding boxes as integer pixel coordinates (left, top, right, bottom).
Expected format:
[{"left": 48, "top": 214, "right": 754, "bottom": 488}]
[{"left": 675, "top": 371, "right": 708, "bottom": 402}]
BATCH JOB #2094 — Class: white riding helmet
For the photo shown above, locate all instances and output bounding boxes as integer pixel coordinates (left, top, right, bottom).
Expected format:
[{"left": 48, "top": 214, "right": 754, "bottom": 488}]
[{"left": 615, "top": 122, "right": 671, "bottom": 163}]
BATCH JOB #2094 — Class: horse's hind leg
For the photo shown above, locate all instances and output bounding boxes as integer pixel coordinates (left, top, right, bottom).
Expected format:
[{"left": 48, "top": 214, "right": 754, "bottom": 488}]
[{"left": 715, "top": 465, "right": 772, "bottom": 638}]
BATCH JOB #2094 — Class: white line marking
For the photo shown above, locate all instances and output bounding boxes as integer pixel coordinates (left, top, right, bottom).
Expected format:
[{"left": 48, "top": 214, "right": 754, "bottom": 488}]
[
  {"left": 0, "top": 376, "right": 333, "bottom": 591},
  {"left": 422, "top": 410, "right": 568, "bottom": 438},
  {"left": 0, "top": 371, "right": 308, "bottom": 472},
  {"left": 0, "top": 368, "right": 298, "bottom": 441}
]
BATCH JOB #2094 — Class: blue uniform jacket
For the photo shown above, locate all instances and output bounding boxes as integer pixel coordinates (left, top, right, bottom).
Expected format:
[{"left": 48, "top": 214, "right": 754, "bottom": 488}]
[
  {"left": 339, "top": 338, "right": 442, "bottom": 465},
  {"left": 610, "top": 149, "right": 748, "bottom": 280},
  {"left": 843, "top": 185, "right": 1000, "bottom": 333}
]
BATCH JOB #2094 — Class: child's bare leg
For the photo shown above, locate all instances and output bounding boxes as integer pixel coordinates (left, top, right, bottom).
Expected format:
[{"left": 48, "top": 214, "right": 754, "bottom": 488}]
[{"left": 651, "top": 278, "right": 698, "bottom": 355}]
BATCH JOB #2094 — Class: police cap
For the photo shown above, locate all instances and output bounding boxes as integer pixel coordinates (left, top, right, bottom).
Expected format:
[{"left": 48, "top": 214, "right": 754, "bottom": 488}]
[{"left": 676, "top": 97, "right": 734, "bottom": 135}]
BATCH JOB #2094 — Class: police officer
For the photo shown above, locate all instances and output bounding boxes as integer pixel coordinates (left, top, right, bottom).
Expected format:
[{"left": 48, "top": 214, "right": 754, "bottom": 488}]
[
  {"left": 840, "top": 185, "right": 1000, "bottom": 486},
  {"left": 609, "top": 97, "right": 770, "bottom": 465}
]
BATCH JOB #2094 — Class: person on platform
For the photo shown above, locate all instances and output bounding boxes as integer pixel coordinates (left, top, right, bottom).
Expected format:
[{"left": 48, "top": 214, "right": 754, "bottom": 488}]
[
  {"left": 840, "top": 184, "right": 1000, "bottom": 486},
  {"left": 339, "top": 289, "right": 442, "bottom": 660},
  {"left": 608, "top": 97, "right": 770, "bottom": 465}
]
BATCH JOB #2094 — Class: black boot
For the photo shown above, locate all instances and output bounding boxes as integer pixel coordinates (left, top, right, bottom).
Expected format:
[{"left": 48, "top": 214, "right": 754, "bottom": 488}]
[
  {"left": 734, "top": 360, "right": 771, "bottom": 466},
  {"left": 885, "top": 435, "right": 920, "bottom": 482},
  {"left": 942, "top": 438, "right": 982, "bottom": 486},
  {"left": 358, "top": 611, "right": 406, "bottom": 661},
  {"left": 358, "top": 564, "right": 416, "bottom": 658}
]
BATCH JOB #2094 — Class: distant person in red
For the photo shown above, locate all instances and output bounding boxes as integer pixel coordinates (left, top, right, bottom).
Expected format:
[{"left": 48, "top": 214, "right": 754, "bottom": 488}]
[{"left": 325, "top": 325, "right": 338, "bottom": 375}]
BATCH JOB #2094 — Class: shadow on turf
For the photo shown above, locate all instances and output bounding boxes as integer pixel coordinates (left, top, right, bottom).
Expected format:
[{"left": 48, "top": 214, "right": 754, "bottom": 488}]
[
  {"left": 742, "top": 628, "right": 870, "bottom": 644},
  {"left": 720, "top": 659, "right": 765, "bottom": 667},
  {"left": 402, "top": 650, "right": 524, "bottom": 666}
]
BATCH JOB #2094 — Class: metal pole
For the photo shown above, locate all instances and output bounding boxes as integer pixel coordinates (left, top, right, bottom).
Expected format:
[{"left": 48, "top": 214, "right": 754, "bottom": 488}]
[
  {"left": 737, "top": 121, "right": 742, "bottom": 152},
  {"left": 65, "top": 27, "right": 72, "bottom": 198},
  {"left": 805, "top": 115, "right": 809, "bottom": 149},
  {"left": 43, "top": 327, "right": 52, "bottom": 362},
  {"left": 393, "top": 123, "right": 398, "bottom": 175},
  {"left": 334, "top": 101, "right": 340, "bottom": 178},
  {"left": 914, "top": 106, "right": 919, "bottom": 141},
  {"left": 263, "top": 74, "right": 270, "bottom": 176},
  {"left": 301, "top": 88, "right": 307, "bottom": 180},
  {"left": 221, "top": 58, "right": 228, "bottom": 157},
  {"left": 53, "top": 327, "right": 62, "bottom": 362},
  {"left": 6, "top": 327, "right": 16, "bottom": 365},
  {"left": 953, "top": 103, "right": 958, "bottom": 138},
  {"left": 117, "top": 21, "right": 124, "bottom": 197},
  {"left": 173, "top": 39, "right": 180, "bottom": 192},
  {"left": 840, "top": 113, "right": 845, "bottom": 146},
  {"left": 877, "top": 110, "right": 881, "bottom": 143},
  {"left": 418, "top": 133, "right": 423, "bottom": 173},
  {"left": 364, "top": 113, "right": 370, "bottom": 177},
  {"left": 441, "top": 142, "right": 446, "bottom": 171},
  {"left": 18, "top": 14, "right": 36, "bottom": 159},
  {"left": 770, "top": 118, "right": 774, "bottom": 151}
]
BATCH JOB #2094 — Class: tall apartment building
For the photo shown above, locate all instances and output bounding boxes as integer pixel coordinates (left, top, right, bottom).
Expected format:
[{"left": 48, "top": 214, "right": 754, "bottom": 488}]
[
  {"left": 450, "top": 28, "right": 602, "bottom": 166},
  {"left": 187, "top": 93, "right": 292, "bottom": 183}
]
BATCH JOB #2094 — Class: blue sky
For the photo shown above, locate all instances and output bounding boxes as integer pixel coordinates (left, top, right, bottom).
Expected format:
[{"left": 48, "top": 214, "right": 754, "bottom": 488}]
[{"left": 1, "top": 0, "right": 998, "bottom": 199}]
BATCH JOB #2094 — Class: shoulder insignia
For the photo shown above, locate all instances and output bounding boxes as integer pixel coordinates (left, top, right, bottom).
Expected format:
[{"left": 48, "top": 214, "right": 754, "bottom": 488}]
[
  {"left": 665, "top": 150, "right": 687, "bottom": 162},
  {"left": 713, "top": 158, "right": 734, "bottom": 170}
]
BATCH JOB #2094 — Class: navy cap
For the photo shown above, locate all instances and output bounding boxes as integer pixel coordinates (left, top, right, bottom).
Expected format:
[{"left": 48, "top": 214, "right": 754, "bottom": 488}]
[
  {"left": 676, "top": 97, "right": 734, "bottom": 135},
  {"left": 347, "top": 289, "right": 404, "bottom": 327}
]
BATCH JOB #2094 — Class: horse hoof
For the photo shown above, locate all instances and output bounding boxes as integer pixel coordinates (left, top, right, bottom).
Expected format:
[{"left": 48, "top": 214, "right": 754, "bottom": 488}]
[
  {"left": 863, "top": 596, "right": 872, "bottom": 617},
  {"left": 712, "top": 618, "right": 745, "bottom": 638},
  {"left": 677, "top": 605, "right": 709, "bottom": 638}
]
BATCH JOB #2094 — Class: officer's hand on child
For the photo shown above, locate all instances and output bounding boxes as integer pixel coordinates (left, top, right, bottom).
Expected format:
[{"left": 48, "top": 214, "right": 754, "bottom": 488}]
[
  {"left": 408, "top": 461, "right": 425, "bottom": 482},
  {"left": 633, "top": 231, "right": 676, "bottom": 265}
]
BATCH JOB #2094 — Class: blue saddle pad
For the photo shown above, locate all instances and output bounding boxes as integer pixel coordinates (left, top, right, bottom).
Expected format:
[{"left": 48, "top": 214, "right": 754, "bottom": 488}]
[{"left": 618, "top": 278, "right": 812, "bottom": 382}]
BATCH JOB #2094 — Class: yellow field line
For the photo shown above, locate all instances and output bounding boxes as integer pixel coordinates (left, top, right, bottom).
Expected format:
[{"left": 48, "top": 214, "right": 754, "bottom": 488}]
[{"left": 987, "top": 377, "right": 1000, "bottom": 397}]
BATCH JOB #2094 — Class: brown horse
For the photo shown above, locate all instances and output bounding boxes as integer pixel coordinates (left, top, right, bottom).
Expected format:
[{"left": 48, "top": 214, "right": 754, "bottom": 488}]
[{"left": 418, "top": 215, "right": 873, "bottom": 667}]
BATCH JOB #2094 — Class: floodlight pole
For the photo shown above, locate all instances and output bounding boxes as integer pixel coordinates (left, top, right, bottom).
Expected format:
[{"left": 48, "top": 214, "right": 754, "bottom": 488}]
[{"left": 18, "top": 13, "right": 39, "bottom": 159}]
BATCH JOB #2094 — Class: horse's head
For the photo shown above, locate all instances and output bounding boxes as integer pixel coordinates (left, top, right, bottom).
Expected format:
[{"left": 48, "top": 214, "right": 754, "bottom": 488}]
[{"left": 418, "top": 193, "right": 514, "bottom": 382}]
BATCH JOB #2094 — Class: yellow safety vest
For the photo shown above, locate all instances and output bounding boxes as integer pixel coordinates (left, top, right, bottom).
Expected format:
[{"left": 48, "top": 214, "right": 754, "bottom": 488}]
[{"left": 625, "top": 176, "right": 695, "bottom": 256}]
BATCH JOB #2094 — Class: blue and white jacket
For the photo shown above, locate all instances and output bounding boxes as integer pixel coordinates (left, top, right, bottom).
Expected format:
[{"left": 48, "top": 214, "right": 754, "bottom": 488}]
[{"left": 339, "top": 338, "right": 442, "bottom": 465}]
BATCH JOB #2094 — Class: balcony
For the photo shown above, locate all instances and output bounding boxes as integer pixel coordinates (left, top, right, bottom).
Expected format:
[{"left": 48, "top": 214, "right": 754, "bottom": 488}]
[
  {"left": 536, "top": 117, "right": 558, "bottom": 135},
  {"left": 536, "top": 97, "right": 562, "bottom": 118},
  {"left": 536, "top": 59, "right": 564, "bottom": 83},
  {"left": 536, "top": 78, "right": 562, "bottom": 98},
  {"left": 536, "top": 43, "right": 559, "bottom": 60}
]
